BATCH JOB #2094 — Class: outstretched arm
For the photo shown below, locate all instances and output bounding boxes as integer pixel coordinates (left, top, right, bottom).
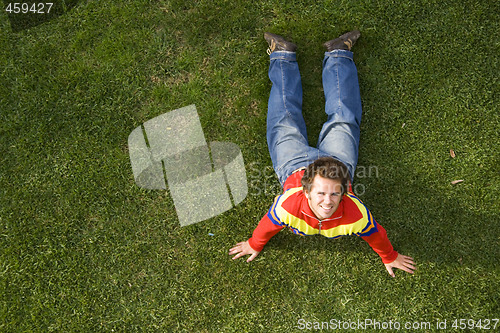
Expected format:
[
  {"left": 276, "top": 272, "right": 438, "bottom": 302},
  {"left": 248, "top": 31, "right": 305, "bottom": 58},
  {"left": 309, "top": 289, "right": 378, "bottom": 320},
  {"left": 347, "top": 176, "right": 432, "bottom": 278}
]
[
  {"left": 361, "top": 222, "right": 416, "bottom": 277},
  {"left": 360, "top": 223, "right": 398, "bottom": 263},
  {"left": 229, "top": 214, "right": 284, "bottom": 262}
]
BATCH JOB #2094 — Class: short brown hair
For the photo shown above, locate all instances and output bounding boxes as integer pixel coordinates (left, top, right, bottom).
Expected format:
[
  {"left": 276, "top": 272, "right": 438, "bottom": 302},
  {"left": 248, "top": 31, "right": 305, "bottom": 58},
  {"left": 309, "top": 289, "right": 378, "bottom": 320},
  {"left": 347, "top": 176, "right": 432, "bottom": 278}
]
[{"left": 301, "top": 157, "right": 350, "bottom": 196}]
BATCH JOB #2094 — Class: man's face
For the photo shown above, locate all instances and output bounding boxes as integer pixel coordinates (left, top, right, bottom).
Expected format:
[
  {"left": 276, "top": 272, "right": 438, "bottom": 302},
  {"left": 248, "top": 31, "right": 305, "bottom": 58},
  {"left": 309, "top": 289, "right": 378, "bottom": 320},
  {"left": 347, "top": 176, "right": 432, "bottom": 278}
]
[{"left": 305, "top": 175, "right": 343, "bottom": 220}]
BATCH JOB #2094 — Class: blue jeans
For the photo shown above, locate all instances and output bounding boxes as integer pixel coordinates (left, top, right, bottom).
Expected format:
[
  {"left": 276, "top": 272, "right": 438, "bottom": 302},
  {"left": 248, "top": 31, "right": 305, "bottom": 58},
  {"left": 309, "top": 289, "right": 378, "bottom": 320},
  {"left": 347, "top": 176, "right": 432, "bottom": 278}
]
[{"left": 267, "top": 50, "right": 362, "bottom": 185}]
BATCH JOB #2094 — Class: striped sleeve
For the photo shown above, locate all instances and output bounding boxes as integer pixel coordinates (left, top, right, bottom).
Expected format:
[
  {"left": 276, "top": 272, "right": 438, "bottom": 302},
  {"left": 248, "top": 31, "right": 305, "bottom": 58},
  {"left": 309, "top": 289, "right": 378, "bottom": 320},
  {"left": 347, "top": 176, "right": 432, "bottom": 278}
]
[
  {"left": 248, "top": 214, "right": 284, "bottom": 252},
  {"left": 266, "top": 194, "right": 285, "bottom": 226},
  {"left": 247, "top": 188, "right": 300, "bottom": 252},
  {"left": 360, "top": 222, "right": 398, "bottom": 264}
]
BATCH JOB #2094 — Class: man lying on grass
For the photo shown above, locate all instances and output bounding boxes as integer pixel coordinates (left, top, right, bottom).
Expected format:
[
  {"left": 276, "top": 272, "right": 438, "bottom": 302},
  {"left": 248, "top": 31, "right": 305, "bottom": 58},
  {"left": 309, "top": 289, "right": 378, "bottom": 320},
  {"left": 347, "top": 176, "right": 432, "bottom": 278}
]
[{"left": 229, "top": 30, "right": 415, "bottom": 277}]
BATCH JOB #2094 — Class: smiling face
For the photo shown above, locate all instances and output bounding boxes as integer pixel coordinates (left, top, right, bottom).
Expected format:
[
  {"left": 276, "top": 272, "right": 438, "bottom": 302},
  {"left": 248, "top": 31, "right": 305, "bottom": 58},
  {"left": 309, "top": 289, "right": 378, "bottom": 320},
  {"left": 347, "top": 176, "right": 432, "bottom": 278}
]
[{"left": 304, "top": 175, "right": 343, "bottom": 220}]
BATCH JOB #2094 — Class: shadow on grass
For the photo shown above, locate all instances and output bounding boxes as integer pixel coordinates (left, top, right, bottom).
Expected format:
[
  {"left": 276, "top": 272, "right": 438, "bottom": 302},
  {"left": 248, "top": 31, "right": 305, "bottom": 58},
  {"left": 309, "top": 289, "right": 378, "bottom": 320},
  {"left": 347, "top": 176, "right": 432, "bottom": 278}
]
[
  {"left": 4, "top": 0, "right": 81, "bottom": 32},
  {"left": 373, "top": 173, "right": 499, "bottom": 270},
  {"left": 263, "top": 169, "right": 498, "bottom": 271}
]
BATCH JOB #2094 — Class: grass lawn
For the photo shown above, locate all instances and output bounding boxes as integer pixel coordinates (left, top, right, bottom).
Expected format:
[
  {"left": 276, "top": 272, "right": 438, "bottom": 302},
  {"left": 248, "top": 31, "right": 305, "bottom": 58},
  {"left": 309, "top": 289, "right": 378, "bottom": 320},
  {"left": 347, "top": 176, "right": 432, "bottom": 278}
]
[{"left": 1, "top": 0, "right": 498, "bottom": 331}]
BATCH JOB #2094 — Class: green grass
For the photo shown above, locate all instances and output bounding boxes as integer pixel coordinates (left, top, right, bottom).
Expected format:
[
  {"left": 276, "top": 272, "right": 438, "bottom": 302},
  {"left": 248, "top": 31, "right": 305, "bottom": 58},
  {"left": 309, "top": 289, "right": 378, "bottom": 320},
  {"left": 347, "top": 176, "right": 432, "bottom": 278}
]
[{"left": 1, "top": 0, "right": 498, "bottom": 331}]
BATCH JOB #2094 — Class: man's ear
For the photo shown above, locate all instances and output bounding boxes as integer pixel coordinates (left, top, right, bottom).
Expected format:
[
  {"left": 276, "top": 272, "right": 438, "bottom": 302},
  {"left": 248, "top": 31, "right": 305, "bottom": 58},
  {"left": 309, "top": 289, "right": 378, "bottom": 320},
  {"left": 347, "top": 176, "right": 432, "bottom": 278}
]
[{"left": 303, "top": 187, "right": 310, "bottom": 200}]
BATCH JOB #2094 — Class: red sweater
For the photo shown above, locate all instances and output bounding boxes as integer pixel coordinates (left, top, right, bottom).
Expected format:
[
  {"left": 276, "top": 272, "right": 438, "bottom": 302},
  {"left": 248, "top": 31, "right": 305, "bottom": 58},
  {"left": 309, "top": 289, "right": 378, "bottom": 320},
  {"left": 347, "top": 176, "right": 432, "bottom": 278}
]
[{"left": 248, "top": 170, "right": 398, "bottom": 264}]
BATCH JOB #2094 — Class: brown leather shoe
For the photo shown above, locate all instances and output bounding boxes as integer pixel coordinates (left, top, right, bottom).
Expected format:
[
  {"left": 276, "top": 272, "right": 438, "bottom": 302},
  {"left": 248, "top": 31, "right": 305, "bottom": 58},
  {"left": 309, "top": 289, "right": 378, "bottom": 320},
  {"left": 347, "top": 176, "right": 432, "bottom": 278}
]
[
  {"left": 323, "top": 30, "right": 361, "bottom": 51},
  {"left": 264, "top": 32, "right": 297, "bottom": 55}
]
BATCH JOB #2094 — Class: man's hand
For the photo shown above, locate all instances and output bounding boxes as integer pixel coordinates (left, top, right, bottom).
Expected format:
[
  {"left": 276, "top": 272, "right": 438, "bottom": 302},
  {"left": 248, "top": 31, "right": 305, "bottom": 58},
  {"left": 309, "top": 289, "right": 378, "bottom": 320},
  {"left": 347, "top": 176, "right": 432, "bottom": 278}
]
[
  {"left": 229, "top": 241, "right": 260, "bottom": 262},
  {"left": 384, "top": 254, "right": 415, "bottom": 277}
]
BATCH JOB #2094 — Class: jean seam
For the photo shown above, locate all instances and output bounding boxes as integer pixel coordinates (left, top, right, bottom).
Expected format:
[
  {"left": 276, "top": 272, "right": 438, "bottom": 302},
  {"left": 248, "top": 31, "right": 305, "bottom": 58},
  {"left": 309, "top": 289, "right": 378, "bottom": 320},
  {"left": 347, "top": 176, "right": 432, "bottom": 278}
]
[
  {"left": 335, "top": 62, "right": 341, "bottom": 120},
  {"left": 279, "top": 60, "right": 292, "bottom": 118}
]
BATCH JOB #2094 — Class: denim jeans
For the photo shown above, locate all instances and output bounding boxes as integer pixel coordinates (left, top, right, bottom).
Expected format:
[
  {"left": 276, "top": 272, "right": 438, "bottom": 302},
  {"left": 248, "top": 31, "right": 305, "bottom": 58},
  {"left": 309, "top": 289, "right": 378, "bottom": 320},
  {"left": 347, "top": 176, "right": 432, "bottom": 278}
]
[{"left": 266, "top": 49, "right": 362, "bottom": 185}]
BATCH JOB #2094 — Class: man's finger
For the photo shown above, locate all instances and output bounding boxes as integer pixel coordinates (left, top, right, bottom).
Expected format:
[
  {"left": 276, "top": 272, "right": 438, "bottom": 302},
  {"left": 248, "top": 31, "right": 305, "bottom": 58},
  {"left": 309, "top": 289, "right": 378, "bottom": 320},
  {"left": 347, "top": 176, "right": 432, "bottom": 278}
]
[
  {"left": 247, "top": 253, "right": 258, "bottom": 262},
  {"left": 399, "top": 258, "right": 416, "bottom": 271},
  {"left": 232, "top": 252, "right": 244, "bottom": 260},
  {"left": 400, "top": 265, "right": 415, "bottom": 274},
  {"left": 404, "top": 262, "right": 416, "bottom": 270},
  {"left": 402, "top": 256, "right": 415, "bottom": 264},
  {"left": 228, "top": 243, "right": 244, "bottom": 254},
  {"left": 228, "top": 247, "right": 239, "bottom": 254},
  {"left": 385, "top": 266, "right": 395, "bottom": 278}
]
